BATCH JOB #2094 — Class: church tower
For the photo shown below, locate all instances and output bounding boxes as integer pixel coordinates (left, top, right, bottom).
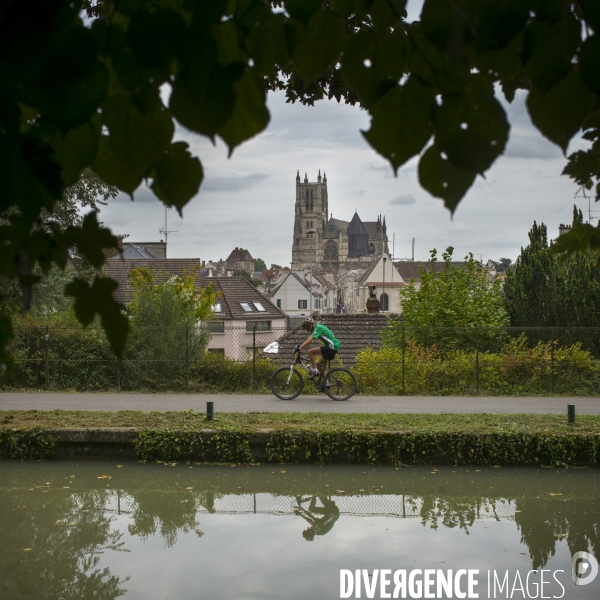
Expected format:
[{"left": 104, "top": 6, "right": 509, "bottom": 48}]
[{"left": 291, "top": 170, "right": 329, "bottom": 269}]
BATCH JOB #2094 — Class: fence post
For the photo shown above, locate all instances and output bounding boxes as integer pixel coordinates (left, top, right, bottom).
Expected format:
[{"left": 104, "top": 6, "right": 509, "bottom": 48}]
[
  {"left": 550, "top": 338, "right": 554, "bottom": 394},
  {"left": 44, "top": 325, "right": 49, "bottom": 389},
  {"left": 116, "top": 360, "right": 120, "bottom": 391},
  {"left": 252, "top": 325, "right": 256, "bottom": 391},
  {"left": 401, "top": 325, "right": 406, "bottom": 395},
  {"left": 475, "top": 327, "right": 479, "bottom": 394},
  {"left": 185, "top": 323, "right": 189, "bottom": 392}
]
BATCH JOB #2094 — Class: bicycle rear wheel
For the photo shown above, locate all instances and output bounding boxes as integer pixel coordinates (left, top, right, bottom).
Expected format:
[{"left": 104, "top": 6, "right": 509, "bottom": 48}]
[
  {"left": 270, "top": 367, "right": 304, "bottom": 400},
  {"left": 324, "top": 368, "right": 356, "bottom": 401}
]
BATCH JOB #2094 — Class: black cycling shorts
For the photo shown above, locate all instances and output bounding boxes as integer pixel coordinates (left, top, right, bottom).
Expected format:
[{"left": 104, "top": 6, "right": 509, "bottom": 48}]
[{"left": 321, "top": 346, "right": 337, "bottom": 360}]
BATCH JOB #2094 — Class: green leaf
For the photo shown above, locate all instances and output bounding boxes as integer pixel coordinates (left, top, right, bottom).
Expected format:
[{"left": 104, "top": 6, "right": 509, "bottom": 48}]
[
  {"left": 290, "top": 9, "right": 346, "bottom": 82},
  {"left": 244, "top": 10, "right": 288, "bottom": 76},
  {"left": 470, "top": 0, "right": 529, "bottom": 55},
  {"left": 65, "top": 277, "right": 130, "bottom": 357},
  {"left": 579, "top": 34, "right": 600, "bottom": 96},
  {"left": 170, "top": 58, "right": 236, "bottom": 138},
  {"left": 150, "top": 142, "right": 203, "bottom": 212},
  {"left": 526, "top": 69, "right": 594, "bottom": 153},
  {"left": 65, "top": 212, "right": 120, "bottom": 268},
  {"left": 340, "top": 29, "right": 404, "bottom": 108},
  {"left": 284, "top": 0, "right": 323, "bottom": 26},
  {"left": 92, "top": 136, "right": 143, "bottom": 195},
  {"left": 434, "top": 79, "right": 509, "bottom": 173},
  {"left": 521, "top": 15, "right": 580, "bottom": 93},
  {"left": 407, "top": 23, "right": 468, "bottom": 94},
  {"left": 421, "top": 0, "right": 476, "bottom": 61},
  {"left": 102, "top": 91, "right": 173, "bottom": 174},
  {"left": 127, "top": 6, "right": 186, "bottom": 70},
  {"left": 362, "top": 77, "right": 435, "bottom": 172},
  {"left": 218, "top": 68, "right": 270, "bottom": 154},
  {"left": 580, "top": 0, "right": 600, "bottom": 32},
  {"left": 418, "top": 144, "right": 476, "bottom": 212},
  {"left": 52, "top": 120, "right": 99, "bottom": 187}
]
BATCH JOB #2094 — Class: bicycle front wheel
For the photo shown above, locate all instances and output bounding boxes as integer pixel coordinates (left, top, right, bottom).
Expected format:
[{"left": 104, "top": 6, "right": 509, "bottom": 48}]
[
  {"left": 270, "top": 367, "right": 304, "bottom": 400},
  {"left": 324, "top": 368, "right": 357, "bottom": 401}
]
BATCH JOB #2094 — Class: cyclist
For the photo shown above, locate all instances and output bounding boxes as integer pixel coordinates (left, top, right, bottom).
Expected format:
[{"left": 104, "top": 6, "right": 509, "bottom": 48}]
[{"left": 297, "top": 317, "right": 340, "bottom": 379}]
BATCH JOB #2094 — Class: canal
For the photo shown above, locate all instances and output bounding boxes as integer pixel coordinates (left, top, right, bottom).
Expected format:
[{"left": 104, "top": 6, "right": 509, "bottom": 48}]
[{"left": 0, "top": 461, "right": 598, "bottom": 599}]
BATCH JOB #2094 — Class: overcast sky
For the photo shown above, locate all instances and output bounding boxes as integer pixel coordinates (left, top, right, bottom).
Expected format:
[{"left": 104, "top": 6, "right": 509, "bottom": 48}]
[{"left": 97, "top": 1, "right": 593, "bottom": 267}]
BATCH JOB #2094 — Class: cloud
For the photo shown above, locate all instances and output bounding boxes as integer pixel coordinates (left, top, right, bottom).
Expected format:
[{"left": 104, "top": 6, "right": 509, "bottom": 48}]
[
  {"left": 391, "top": 193, "right": 417, "bottom": 206},
  {"left": 202, "top": 173, "right": 270, "bottom": 192},
  {"left": 352, "top": 189, "right": 366, "bottom": 196},
  {"left": 503, "top": 132, "right": 562, "bottom": 161}
]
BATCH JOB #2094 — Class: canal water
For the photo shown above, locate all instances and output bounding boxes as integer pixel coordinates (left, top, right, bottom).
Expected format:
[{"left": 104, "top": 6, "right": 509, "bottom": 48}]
[{"left": 0, "top": 461, "right": 598, "bottom": 600}]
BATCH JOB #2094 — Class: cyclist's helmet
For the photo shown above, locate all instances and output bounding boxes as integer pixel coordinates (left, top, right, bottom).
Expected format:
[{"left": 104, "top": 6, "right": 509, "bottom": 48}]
[{"left": 302, "top": 317, "right": 315, "bottom": 331}]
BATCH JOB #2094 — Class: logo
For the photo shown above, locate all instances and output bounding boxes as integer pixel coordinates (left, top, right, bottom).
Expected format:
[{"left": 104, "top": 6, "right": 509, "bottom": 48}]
[{"left": 572, "top": 552, "right": 598, "bottom": 586}]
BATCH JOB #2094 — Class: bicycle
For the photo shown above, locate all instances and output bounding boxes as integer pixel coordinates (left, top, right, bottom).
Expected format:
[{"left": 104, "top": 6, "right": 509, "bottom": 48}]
[{"left": 269, "top": 348, "right": 357, "bottom": 401}]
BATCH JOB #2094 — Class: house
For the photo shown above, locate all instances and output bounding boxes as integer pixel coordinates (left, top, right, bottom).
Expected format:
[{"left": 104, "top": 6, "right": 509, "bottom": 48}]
[
  {"left": 268, "top": 270, "right": 336, "bottom": 317},
  {"left": 104, "top": 259, "right": 286, "bottom": 361},
  {"left": 355, "top": 253, "right": 405, "bottom": 313},
  {"left": 111, "top": 241, "right": 168, "bottom": 259},
  {"left": 225, "top": 247, "right": 255, "bottom": 273},
  {"left": 202, "top": 276, "right": 286, "bottom": 361}
]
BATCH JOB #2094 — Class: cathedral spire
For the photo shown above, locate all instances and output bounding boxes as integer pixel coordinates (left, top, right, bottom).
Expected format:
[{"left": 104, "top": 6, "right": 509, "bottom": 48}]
[
  {"left": 304, "top": 172, "right": 308, "bottom": 183},
  {"left": 296, "top": 170, "right": 300, "bottom": 184},
  {"left": 323, "top": 171, "right": 327, "bottom": 183},
  {"left": 317, "top": 169, "right": 321, "bottom": 183}
]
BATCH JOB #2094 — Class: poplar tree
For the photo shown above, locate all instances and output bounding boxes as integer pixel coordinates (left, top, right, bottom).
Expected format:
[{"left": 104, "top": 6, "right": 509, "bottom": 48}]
[{"left": 504, "top": 211, "right": 600, "bottom": 327}]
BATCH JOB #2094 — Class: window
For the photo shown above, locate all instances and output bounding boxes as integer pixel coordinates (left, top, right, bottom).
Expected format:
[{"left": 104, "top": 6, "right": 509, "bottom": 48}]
[
  {"left": 298, "top": 299, "right": 307, "bottom": 309},
  {"left": 380, "top": 293, "right": 389, "bottom": 312},
  {"left": 212, "top": 303, "right": 222, "bottom": 313},
  {"left": 276, "top": 299, "right": 281, "bottom": 308},
  {"left": 246, "top": 321, "right": 271, "bottom": 332},
  {"left": 208, "top": 348, "right": 225, "bottom": 355},
  {"left": 324, "top": 299, "right": 327, "bottom": 307},
  {"left": 246, "top": 347, "right": 258, "bottom": 360},
  {"left": 207, "top": 321, "right": 224, "bottom": 333},
  {"left": 239, "top": 302, "right": 253, "bottom": 312},
  {"left": 314, "top": 299, "right": 321, "bottom": 309},
  {"left": 253, "top": 301, "right": 266, "bottom": 312}
]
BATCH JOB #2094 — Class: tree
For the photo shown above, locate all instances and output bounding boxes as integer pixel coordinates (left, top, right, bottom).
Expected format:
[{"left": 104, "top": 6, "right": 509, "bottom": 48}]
[
  {"left": 270, "top": 264, "right": 283, "bottom": 270},
  {"left": 232, "top": 268, "right": 260, "bottom": 287},
  {"left": 2, "top": 0, "right": 599, "bottom": 372},
  {"left": 504, "top": 215, "right": 600, "bottom": 327},
  {"left": 254, "top": 258, "right": 267, "bottom": 272},
  {"left": 386, "top": 247, "right": 508, "bottom": 351},
  {"left": 126, "top": 266, "right": 218, "bottom": 366},
  {"left": 492, "top": 258, "right": 513, "bottom": 273}
]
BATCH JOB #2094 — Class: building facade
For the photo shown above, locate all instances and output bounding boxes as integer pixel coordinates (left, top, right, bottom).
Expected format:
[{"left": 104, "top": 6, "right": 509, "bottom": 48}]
[{"left": 290, "top": 170, "right": 390, "bottom": 271}]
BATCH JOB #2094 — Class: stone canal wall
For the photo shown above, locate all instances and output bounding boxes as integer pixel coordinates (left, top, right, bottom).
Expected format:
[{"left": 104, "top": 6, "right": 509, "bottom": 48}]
[{"left": 1, "top": 427, "right": 599, "bottom": 467}]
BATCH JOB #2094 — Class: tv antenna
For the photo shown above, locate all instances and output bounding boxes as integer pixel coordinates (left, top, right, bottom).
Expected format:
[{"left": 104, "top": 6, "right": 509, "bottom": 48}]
[{"left": 159, "top": 206, "right": 177, "bottom": 243}]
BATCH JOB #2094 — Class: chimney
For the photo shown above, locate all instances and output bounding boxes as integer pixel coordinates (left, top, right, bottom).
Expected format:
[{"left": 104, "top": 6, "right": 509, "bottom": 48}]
[{"left": 558, "top": 224, "right": 571, "bottom": 237}]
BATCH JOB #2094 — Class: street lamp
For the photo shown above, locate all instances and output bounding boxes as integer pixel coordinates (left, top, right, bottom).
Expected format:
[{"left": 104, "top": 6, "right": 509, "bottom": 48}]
[
  {"left": 307, "top": 228, "right": 318, "bottom": 314},
  {"left": 382, "top": 256, "right": 387, "bottom": 312}
]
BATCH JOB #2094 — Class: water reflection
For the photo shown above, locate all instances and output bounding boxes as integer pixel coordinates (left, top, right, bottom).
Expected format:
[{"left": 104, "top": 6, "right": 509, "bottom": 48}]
[
  {"left": 295, "top": 496, "right": 340, "bottom": 540},
  {"left": 0, "top": 462, "right": 598, "bottom": 599}
]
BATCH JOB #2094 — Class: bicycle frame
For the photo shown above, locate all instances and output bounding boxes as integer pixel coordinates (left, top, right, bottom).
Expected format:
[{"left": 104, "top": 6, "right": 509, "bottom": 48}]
[{"left": 291, "top": 350, "right": 330, "bottom": 390}]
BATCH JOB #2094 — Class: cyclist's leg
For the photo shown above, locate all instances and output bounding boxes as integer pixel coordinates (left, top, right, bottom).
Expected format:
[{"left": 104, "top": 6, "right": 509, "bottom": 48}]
[{"left": 307, "top": 346, "right": 322, "bottom": 370}]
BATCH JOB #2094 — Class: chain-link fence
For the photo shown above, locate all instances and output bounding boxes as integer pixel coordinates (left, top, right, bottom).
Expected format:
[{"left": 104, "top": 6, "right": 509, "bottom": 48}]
[{"left": 5, "top": 324, "right": 600, "bottom": 395}]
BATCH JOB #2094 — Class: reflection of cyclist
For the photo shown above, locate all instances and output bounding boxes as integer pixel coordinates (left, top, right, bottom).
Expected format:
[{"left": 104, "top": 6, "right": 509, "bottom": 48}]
[
  {"left": 297, "top": 318, "right": 340, "bottom": 380},
  {"left": 295, "top": 495, "right": 340, "bottom": 541}
]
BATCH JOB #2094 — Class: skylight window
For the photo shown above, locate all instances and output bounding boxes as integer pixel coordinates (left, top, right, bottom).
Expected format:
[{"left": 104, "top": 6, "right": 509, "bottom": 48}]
[
  {"left": 253, "top": 302, "right": 266, "bottom": 312},
  {"left": 240, "top": 302, "right": 253, "bottom": 312},
  {"left": 213, "top": 303, "right": 222, "bottom": 313}
]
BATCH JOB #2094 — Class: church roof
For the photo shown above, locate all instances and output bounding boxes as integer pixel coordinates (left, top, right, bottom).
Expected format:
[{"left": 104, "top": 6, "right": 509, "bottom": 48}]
[{"left": 347, "top": 212, "right": 369, "bottom": 235}]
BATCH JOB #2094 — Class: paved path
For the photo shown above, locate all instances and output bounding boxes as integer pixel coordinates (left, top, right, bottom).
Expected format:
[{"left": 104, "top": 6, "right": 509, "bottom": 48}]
[{"left": 1, "top": 392, "right": 599, "bottom": 414}]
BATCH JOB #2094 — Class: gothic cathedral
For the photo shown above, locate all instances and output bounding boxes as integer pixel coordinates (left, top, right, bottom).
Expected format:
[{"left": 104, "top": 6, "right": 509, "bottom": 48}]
[{"left": 291, "top": 170, "right": 389, "bottom": 271}]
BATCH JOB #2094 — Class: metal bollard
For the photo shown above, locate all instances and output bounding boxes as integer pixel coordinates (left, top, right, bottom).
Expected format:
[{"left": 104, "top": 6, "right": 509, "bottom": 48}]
[
  {"left": 207, "top": 401, "right": 214, "bottom": 421},
  {"left": 568, "top": 404, "right": 575, "bottom": 424}
]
